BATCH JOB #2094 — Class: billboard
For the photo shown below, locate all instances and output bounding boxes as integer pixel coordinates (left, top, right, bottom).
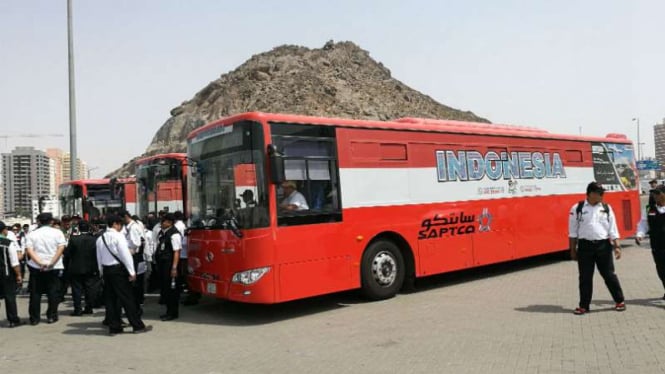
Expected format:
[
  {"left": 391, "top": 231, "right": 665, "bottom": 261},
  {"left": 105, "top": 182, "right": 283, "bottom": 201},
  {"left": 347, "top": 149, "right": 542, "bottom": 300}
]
[{"left": 636, "top": 160, "right": 660, "bottom": 170}]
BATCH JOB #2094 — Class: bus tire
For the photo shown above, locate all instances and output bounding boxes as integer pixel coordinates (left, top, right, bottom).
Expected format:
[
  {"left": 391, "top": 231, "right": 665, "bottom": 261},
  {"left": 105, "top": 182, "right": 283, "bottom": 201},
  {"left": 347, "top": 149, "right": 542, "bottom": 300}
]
[{"left": 361, "top": 239, "right": 405, "bottom": 300}]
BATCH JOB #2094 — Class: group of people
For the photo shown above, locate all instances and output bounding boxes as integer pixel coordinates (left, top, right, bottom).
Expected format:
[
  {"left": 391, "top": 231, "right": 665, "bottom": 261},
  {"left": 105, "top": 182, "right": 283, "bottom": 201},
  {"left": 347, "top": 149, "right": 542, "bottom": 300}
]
[
  {"left": 569, "top": 180, "right": 665, "bottom": 315},
  {"left": 0, "top": 209, "right": 198, "bottom": 334}
]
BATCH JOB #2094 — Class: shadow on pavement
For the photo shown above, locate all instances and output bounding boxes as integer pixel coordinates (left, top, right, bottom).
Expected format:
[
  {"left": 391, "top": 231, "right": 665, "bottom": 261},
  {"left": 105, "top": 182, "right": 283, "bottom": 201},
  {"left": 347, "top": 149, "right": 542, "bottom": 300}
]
[
  {"left": 62, "top": 321, "right": 112, "bottom": 336},
  {"left": 413, "top": 251, "right": 568, "bottom": 293},
  {"left": 514, "top": 305, "right": 572, "bottom": 314}
]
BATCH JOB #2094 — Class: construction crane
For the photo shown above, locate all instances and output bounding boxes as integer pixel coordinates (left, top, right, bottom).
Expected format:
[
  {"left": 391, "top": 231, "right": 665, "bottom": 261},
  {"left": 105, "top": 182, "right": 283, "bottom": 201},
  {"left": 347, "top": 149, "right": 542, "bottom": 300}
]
[{"left": 0, "top": 133, "right": 65, "bottom": 149}]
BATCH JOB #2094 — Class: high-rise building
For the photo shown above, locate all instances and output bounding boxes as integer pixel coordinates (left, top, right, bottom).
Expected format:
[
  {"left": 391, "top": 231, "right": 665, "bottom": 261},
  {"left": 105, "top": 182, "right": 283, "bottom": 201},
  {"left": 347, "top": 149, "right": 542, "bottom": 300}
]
[
  {"left": 62, "top": 152, "right": 88, "bottom": 181},
  {"left": 46, "top": 148, "right": 64, "bottom": 194},
  {"left": 0, "top": 182, "right": 4, "bottom": 219},
  {"left": 1, "top": 146, "right": 51, "bottom": 218},
  {"left": 655, "top": 119, "right": 665, "bottom": 172}
]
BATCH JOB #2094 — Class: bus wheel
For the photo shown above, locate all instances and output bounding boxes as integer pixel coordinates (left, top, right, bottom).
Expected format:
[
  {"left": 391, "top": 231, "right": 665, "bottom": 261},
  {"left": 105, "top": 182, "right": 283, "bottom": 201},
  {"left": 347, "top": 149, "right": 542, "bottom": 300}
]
[{"left": 361, "top": 239, "right": 405, "bottom": 300}]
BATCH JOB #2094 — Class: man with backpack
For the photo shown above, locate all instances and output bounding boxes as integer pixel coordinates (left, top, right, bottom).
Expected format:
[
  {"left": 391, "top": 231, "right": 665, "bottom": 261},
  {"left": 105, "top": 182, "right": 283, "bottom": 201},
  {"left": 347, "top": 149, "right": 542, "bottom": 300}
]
[
  {"left": 635, "top": 184, "right": 665, "bottom": 299},
  {"left": 568, "top": 181, "right": 625, "bottom": 315}
]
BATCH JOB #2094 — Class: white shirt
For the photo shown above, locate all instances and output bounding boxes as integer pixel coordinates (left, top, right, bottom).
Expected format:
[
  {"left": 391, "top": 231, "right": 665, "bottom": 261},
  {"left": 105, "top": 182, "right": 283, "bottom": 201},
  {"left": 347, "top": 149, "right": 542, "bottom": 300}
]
[
  {"left": 25, "top": 226, "right": 67, "bottom": 270},
  {"left": 568, "top": 200, "right": 620, "bottom": 241},
  {"left": 152, "top": 224, "right": 162, "bottom": 254},
  {"left": 96, "top": 229, "right": 135, "bottom": 276},
  {"left": 123, "top": 220, "right": 144, "bottom": 253},
  {"left": 636, "top": 204, "right": 665, "bottom": 239},
  {"left": 282, "top": 190, "right": 309, "bottom": 210},
  {"left": 143, "top": 228, "right": 155, "bottom": 262},
  {"left": 6, "top": 231, "right": 22, "bottom": 254},
  {"left": 174, "top": 220, "right": 187, "bottom": 259}
]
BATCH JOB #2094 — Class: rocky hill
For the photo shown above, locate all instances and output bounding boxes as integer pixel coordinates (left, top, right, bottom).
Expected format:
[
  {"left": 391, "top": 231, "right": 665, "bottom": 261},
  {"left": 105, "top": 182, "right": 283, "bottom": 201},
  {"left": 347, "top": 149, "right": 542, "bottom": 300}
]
[{"left": 109, "top": 40, "right": 489, "bottom": 177}]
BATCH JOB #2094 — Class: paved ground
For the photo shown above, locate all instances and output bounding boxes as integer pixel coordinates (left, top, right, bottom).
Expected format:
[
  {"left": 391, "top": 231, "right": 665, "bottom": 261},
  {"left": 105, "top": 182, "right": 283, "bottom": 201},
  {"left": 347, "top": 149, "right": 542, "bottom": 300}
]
[{"left": 2, "top": 237, "right": 665, "bottom": 374}]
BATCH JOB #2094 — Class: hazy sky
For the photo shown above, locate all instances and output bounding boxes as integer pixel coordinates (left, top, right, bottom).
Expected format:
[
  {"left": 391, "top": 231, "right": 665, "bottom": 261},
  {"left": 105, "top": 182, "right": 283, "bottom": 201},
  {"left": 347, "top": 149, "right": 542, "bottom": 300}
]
[{"left": 1, "top": 0, "right": 664, "bottom": 178}]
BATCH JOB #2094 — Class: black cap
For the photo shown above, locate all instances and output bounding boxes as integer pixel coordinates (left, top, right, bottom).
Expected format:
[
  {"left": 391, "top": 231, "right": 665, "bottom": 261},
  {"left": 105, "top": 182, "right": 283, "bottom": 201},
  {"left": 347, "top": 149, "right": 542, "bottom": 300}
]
[
  {"left": 162, "top": 213, "right": 176, "bottom": 222},
  {"left": 0, "top": 221, "right": 6, "bottom": 232},
  {"left": 586, "top": 182, "right": 605, "bottom": 195}
]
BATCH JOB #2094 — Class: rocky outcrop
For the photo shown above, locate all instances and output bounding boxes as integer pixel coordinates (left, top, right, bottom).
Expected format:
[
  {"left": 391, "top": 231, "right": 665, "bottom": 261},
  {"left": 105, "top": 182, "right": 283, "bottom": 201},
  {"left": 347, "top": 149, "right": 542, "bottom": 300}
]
[{"left": 108, "top": 41, "right": 489, "bottom": 177}]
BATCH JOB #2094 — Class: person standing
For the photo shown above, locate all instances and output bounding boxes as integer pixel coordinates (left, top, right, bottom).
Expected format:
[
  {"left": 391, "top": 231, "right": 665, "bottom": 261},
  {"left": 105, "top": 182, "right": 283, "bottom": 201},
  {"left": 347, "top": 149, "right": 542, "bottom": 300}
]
[
  {"left": 0, "top": 221, "right": 23, "bottom": 327},
  {"left": 149, "top": 213, "right": 164, "bottom": 294},
  {"left": 636, "top": 184, "right": 665, "bottom": 299},
  {"left": 156, "top": 213, "right": 182, "bottom": 321},
  {"left": 96, "top": 215, "right": 151, "bottom": 335},
  {"left": 64, "top": 221, "right": 100, "bottom": 316},
  {"left": 568, "top": 182, "right": 625, "bottom": 315},
  {"left": 25, "top": 213, "right": 67, "bottom": 324},
  {"left": 120, "top": 211, "right": 146, "bottom": 314},
  {"left": 9, "top": 224, "right": 26, "bottom": 294}
]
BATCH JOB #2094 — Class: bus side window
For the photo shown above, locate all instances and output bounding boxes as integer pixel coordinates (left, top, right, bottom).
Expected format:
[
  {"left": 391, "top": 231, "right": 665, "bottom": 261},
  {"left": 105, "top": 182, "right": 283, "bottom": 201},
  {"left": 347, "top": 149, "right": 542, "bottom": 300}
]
[{"left": 271, "top": 122, "right": 342, "bottom": 225}]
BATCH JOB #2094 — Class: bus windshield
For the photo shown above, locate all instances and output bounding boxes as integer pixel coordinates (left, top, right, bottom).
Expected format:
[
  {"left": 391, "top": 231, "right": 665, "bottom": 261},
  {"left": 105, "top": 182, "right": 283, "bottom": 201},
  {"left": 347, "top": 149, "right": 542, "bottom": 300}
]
[
  {"left": 188, "top": 121, "right": 269, "bottom": 230},
  {"left": 137, "top": 159, "right": 184, "bottom": 219},
  {"left": 60, "top": 184, "right": 83, "bottom": 217},
  {"left": 86, "top": 184, "right": 123, "bottom": 219}
]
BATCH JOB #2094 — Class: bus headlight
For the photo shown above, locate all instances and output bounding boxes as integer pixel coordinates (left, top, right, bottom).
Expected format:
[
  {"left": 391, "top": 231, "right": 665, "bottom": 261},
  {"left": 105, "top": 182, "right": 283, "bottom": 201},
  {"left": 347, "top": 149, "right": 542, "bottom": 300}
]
[{"left": 231, "top": 267, "right": 270, "bottom": 285}]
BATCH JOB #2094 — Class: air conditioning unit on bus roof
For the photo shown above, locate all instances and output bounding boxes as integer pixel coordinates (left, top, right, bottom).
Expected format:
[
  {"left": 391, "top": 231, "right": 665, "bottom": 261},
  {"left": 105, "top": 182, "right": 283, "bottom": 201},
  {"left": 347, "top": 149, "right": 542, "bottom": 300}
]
[{"left": 394, "top": 117, "right": 549, "bottom": 134}]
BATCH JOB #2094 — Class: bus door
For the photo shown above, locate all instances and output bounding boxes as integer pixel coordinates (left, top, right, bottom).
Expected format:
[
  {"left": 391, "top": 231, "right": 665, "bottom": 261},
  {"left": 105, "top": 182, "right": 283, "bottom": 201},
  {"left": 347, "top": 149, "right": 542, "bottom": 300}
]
[{"left": 269, "top": 123, "right": 347, "bottom": 300}]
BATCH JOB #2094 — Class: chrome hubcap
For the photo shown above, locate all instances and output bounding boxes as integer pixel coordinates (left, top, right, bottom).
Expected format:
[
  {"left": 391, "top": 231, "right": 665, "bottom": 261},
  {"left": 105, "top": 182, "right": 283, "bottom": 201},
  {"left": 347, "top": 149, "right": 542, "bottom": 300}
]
[{"left": 372, "top": 251, "right": 397, "bottom": 287}]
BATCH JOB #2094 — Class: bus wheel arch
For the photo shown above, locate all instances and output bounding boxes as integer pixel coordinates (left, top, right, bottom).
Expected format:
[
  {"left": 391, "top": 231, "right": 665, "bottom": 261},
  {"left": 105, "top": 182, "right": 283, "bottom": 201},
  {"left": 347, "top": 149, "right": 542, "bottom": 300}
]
[{"left": 360, "top": 232, "right": 415, "bottom": 300}]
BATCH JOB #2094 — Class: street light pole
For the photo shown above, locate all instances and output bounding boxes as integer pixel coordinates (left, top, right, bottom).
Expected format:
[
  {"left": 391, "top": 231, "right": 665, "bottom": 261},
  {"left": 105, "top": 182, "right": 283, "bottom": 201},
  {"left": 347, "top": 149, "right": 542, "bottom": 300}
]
[
  {"left": 633, "top": 117, "right": 641, "bottom": 161},
  {"left": 67, "top": 0, "right": 78, "bottom": 181}
]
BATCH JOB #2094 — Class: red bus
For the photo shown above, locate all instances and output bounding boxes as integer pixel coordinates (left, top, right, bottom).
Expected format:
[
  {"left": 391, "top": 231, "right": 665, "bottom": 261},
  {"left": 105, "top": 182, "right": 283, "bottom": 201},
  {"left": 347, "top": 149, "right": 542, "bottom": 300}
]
[
  {"left": 135, "top": 153, "right": 187, "bottom": 219},
  {"left": 60, "top": 178, "right": 137, "bottom": 220},
  {"left": 185, "top": 112, "right": 640, "bottom": 304}
]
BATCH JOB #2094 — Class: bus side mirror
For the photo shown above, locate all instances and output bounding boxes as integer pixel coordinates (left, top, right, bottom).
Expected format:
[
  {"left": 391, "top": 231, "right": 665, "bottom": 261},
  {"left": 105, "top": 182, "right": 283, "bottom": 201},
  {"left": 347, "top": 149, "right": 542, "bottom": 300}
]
[{"left": 267, "top": 144, "right": 285, "bottom": 184}]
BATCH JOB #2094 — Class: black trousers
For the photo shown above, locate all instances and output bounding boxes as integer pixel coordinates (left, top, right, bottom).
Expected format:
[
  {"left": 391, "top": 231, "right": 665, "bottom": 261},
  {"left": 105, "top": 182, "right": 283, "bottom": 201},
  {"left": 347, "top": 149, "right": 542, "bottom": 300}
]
[
  {"left": 28, "top": 267, "right": 61, "bottom": 322},
  {"left": 70, "top": 274, "right": 99, "bottom": 312},
  {"left": 102, "top": 265, "right": 145, "bottom": 331},
  {"left": 0, "top": 275, "right": 19, "bottom": 323},
  {"left": 577, "top": 239, "right": 625, "bottom": 309},
  {"left": 650, "top": 249, "right": 665, "bottom": 291},
  {"left": 158, "top": 260, "right": 181, "bottom": 318}
]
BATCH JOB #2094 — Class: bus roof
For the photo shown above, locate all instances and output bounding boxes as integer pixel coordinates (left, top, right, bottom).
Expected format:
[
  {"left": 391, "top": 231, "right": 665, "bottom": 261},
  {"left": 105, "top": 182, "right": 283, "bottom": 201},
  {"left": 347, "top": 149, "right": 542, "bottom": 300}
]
[
  {"left": 187, "top": 112, "right": 631, "bottom": 144},
  {"left": 135, "top": 153, "right": 187, "bottom": 166},
  {"left": 60, "top": 179, "right": 110, "bottom": 186}
]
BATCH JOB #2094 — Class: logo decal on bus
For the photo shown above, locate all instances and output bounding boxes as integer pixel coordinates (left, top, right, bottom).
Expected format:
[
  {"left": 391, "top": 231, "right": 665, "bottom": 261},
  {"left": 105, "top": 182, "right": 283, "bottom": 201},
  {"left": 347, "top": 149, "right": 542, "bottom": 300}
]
[
  {"left": 435, "top": 150, "right": 566, "bottom": 182},
  {"left": 418, "top": 211, "right": 483, "bottom": 240}
]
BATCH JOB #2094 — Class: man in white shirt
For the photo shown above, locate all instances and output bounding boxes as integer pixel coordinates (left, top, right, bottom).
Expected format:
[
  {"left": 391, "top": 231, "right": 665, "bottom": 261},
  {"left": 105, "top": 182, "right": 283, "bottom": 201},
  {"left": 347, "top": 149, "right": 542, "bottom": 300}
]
[
  {"left": 280, "top": 181, "right": 309, "bottom": 211},
  {"left": 25, "top": 213, "right": 67, "bottom": 325},
  {"left": 1, "top": 221, "right": 23, "bottom": 327},
  {"left": 568, "top": 182, "right": 625, "bottom": 315},
  {"left": 121, "top": 211, "right": 146, "bottom": 313},
  {"left": 96, "top": 215, "right": 151, "bottom": 335}
]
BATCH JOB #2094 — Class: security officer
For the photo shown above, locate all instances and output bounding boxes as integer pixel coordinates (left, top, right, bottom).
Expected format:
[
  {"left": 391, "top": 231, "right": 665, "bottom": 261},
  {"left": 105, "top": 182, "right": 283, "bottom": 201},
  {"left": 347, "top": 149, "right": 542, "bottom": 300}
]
[
  {"left": 25, "top": 213, "right": 67, "bottom": 325},
  {"left": 96, "top": 215, "right": 151, "bottom": 335},
  {"left": 636, "top": 184, "right": 665, "bottom": 299},
  {"left": 64, "top": 221, "right": 100, "bottom": 316},
  {"left": 0, "top": 221, "right": 23, "bottom": 327},
  {"left": 156, "top": 213, "right": 182, "bottom": 321},
  {"left": 648, "top": 179, "right": 659, "bottom": 207},
  {"left": 568, "top": 182, "right": 625, "bottom": 315}
]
